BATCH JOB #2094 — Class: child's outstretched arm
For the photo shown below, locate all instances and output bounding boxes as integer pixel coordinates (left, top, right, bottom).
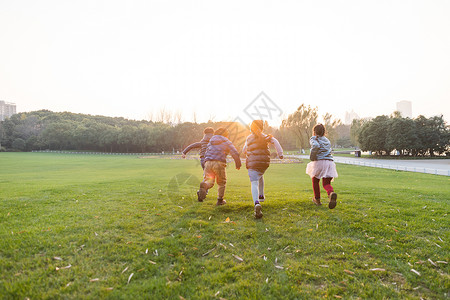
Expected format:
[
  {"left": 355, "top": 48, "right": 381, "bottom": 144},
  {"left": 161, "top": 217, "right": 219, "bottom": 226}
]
[
  {"left": 226, "top": 140, "right": 242, "bottom": 170},
  {"left": 181, "top": 142, "right": 202, "bottom": 158},
  {"left": 270, "top": 137, "right": 283, "bottom": 159}
]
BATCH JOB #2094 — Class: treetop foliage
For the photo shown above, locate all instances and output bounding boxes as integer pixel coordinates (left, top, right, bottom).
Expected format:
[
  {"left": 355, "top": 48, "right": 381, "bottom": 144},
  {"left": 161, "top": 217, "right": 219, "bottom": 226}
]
[{"left": 354, "top": 113, "right": 449, "bottom": 157}]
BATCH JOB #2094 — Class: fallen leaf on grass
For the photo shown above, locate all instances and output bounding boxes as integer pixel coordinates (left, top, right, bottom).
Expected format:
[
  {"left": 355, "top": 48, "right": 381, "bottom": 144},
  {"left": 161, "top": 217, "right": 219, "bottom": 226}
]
[
  {"left": 232, "top": 254, "right": 243, "bottom": 262},
  {"left": 334, "top": 296, "right": 342, "bottom": 299},
  {"left": 53, "top": 257, "right": 62, "bottom": 261},
  {"left": 179, "top": 296, "right": 186, "bottom": 300},
  {"left": 410, "top": 269, "right": 421, "bottom": 276},
  {"left": 415, "top": 260, "right": 425, "bottom": 264},
  {"left": 202, "top": 248, "right": 216, "bottom": 257},
  {"left": 214, "top": 291, "right": 220, "bottom": 297},
  {"left": 428, "top": 259, "right": 438, "bottom": 267},
  {"left": 436, "top": 261, "right": 448, "bottom": 264},
  {"left": 127, "top": 273, "right": 134, "bottom": 284},
  {"left": 275, "top": 265, "right": 284, "bottom": 270},
  {"left": 344, "top": 270, "right": 355, "bottom": 275},
  {"left": 319, "top": 265, "right": 329, "bottom": 268},
  {"left": 224, "top": 217, "right": 230, "bottom": 223},
  {"left": 56, "top": 264, "right": 71, "bottom": 271},
  {"left": 90, "top": 278, "right": 99, "bottom": 282},
  {"left": 7, "top": 212, "right": 10, "bottom": 216},
  {"left": 196, "top": 235, "right": 202, "bottom": 238},
  {"left": 229, "top": 243, "right": 234, "bottom": 248},
  {"left": 105, "top": 287, "right": 113, "bottom": 291},
  {"left": 370, "top": 268, "right": 386, "bottom": 271},
  {"left": 149, "top": 260, "right": 157, "bottom": 265}
]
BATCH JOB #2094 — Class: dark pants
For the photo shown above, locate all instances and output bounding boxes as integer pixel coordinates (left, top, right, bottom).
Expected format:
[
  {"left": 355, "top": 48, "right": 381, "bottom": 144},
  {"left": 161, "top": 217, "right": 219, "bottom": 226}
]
[{"left": 312, "top": 177, "right": 334, "bottom": 200}]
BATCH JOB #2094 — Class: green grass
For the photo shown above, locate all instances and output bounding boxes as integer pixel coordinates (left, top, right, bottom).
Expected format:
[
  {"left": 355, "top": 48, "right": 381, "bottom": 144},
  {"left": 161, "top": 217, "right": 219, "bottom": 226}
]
[{"left": 0, "top": 153, "right": 448, "bottom": 299}]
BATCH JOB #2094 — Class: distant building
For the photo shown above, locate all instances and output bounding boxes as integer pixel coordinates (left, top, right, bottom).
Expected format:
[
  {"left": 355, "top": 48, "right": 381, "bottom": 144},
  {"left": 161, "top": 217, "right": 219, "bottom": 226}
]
[
  {"left": 344, "top": 110, "right": 360, "bottom": 125},
  {"left": 0, "top": 100, "right": 17, "bottom": 121},
  {"left": 396, "top": 100, "right": 412, "bottom": 118}
]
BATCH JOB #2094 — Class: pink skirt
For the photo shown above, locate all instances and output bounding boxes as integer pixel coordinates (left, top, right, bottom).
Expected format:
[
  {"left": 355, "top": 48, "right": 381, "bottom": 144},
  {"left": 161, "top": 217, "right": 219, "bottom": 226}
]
[{"left": 306, "top": 160, "right": 338, "bottom": 179}]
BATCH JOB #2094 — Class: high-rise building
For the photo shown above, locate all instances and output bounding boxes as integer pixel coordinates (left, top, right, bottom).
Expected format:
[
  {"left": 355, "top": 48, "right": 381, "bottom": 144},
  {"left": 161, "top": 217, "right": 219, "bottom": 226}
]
[
  {"left": 344, "top": 110, "right": 360, "bottom": 125},
  {"left": 396, "top": 100, "right": 412, "bottom": 118},
  {"left": 0, "top": 101, "right": 17, "bottom": 121}
]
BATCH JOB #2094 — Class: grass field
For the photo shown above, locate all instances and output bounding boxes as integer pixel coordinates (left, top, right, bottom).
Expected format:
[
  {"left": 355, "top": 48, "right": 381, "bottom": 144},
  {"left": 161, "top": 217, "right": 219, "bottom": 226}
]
[{"left": 0, "top": 153, "right": 448, "bottom": 299}]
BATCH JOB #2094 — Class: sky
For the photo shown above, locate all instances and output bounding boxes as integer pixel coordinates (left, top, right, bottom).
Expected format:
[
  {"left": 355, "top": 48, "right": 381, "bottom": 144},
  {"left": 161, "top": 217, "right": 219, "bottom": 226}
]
[{"left": 1, "top": 0, "right": 449, "bottom": 126}]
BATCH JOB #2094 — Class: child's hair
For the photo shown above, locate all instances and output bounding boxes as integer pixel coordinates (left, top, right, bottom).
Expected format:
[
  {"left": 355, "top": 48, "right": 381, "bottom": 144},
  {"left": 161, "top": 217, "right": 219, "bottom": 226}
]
[
  {"left": 214, "top": 127, "right": 229, "bottom": 138},
  {"left": 203, "top": 127, "right": 214, "bottom": 134},
  {"left": 313, "top": 124, "right": 326, "bottom": 137},
  {"left": 250, "top": 120, "right": 272, "bottom": 139},
  {"left": 250, "top": 120, "right": 264, "bottom": 135}
]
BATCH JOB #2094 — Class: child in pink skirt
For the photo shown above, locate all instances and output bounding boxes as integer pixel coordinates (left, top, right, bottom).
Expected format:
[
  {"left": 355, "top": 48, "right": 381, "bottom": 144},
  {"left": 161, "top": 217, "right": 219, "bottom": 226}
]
[{"left": 305, "top": 124, "right": 338, "bottom": 209}]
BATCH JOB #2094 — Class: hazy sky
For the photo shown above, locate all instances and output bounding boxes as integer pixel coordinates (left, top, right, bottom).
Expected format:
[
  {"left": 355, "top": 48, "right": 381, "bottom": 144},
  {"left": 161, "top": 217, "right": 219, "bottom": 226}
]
[{"left": 1, "top": 0, "right": 449, "bottom": 125}]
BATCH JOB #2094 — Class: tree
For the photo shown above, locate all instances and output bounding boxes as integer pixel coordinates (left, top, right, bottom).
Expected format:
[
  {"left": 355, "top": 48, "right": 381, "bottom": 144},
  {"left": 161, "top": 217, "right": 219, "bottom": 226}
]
[
  {"left": 358, "top": 115, "right": 391, "bottom": 155},
  {"left": 386, "top": 117, "right": 418, "bottom": 155},
  {"left": 350, "top": 119, "right": 367, "bottom": 148},
  {"left": 322, "top": 113, "right": 341, "bottom": 146},
  {"left": 12, "top": 138, "right": 26, "bottom": 151},
  {"left": 118, "top": 125, "right": 136, "bottom": 153},
  {"left": 281, "top": 104, "right": 318, "bottom": 150}
]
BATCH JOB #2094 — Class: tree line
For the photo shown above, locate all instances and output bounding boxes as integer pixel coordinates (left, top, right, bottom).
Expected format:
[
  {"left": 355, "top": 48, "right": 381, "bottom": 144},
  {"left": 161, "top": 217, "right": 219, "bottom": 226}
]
[
  {"left": 351, "top": 113, "right": 449, "bottom": 156},
  {"left": 1, "top": 108, "right": 447, "bottom": 157},
  {"left": 0, "top": 107, "right": 347, "bottom": 153}
]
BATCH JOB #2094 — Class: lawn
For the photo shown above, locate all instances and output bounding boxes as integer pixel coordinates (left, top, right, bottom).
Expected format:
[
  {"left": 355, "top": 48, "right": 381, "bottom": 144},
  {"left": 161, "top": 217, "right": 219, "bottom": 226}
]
[{"left": 0, "top": 153, "right": 448, "bottom": 299}]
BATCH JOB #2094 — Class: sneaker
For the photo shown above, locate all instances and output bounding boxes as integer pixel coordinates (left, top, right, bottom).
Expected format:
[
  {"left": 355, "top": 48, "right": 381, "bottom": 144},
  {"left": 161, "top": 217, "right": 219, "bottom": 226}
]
[
  {"left": 259, "top": 195, "right": 265, "bottom": 202},
  {"left": 216, "top": 198, "right": 226, "bottom": 206},
  {"left": 328, "top": 192, "right": 337, "bottom": 209},
  {"left": 254, "top": 204, "right": 263, "bottom": 219},
  {"left": 197, "top": 183, "right": 207, "bottom": 202},
  {"left": 312, "top": 197, "right": 322, "bottom": 206}
]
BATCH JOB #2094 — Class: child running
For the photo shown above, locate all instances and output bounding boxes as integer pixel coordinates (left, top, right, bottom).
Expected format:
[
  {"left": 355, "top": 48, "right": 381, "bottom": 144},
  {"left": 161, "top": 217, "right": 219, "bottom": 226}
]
[
  {"left": 197, "top": 127, "right": 241, "bottom": 205},
  {"left": 306, "top": 124, "right": 338, "bottom": 209},
  {"left": 181, "top": 127, "right": 214, "bottom": 170},
  {"left": 242, "top": 120, "right": 283, "bottom": 219}
]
